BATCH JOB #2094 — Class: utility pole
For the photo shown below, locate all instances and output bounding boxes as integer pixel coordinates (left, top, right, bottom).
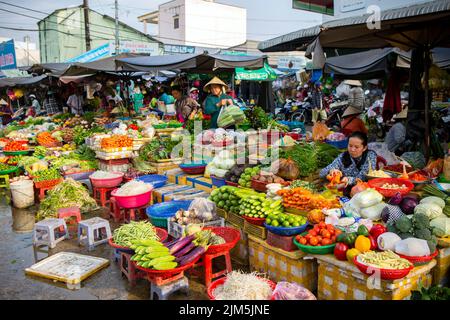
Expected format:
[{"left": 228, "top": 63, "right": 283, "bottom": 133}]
[
  {"left": 24, "top": 35, "right": 30, "bottom": 66},
  {"left": 83, "top": 0, "right": 91, "bottom": 51},
  {"left": 115, "top": 0, "right": 119, "bottom": 55}
]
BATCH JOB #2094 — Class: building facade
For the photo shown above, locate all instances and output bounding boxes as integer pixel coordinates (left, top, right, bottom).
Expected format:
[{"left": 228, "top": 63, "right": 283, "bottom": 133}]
[
  {"left": 38, "top": 6, "right": 161, "bottom": 63},
  {"left": 138, "top": 0, "right": 246, "bottom": 49}
]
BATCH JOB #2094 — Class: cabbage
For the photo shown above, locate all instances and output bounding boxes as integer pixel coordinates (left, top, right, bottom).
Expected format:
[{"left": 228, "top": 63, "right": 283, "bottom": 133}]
[
  {"left": 420, "top": 196, "right": 446, "bottom": 209},
  {"left": 352, "top": 188, "right": 383, "bottom": 209},
  {"left": 414, "top": 203, "right": 444, "bottom": 220},
  {"left": 430, "top": 217, "right": 450, "bottom": 236},
  {"left": 360, "top": 202, "right": 387, "bottom": 220}
]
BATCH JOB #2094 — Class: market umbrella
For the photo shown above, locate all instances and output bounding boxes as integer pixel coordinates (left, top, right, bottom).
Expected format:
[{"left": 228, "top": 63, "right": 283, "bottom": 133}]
[{"left": 116, "top": 53, "right": 266, "bottom": 74}]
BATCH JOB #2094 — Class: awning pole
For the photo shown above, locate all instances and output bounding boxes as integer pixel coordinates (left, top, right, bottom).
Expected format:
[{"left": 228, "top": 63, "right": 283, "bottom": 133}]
[{"left": 424, "top": 46, "right": 430, "bottom": 161}]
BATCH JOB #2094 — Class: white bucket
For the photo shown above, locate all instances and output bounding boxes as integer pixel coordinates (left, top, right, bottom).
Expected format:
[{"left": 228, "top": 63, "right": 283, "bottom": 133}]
[{"left": 10, "top": 180, "right": 35, "bottom": 209}]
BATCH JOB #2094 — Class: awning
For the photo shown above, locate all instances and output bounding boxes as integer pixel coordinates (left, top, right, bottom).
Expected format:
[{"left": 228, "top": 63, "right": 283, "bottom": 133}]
[
  {"left": 235, "top": 62, "right": 277, "bottom": 81},
  {"left": 116, "top": 53, "right": 266, "bottom": 73},
  {"left": 396, "top": 47, "right": 450, "bottom": 69},
  {"left": 27, "top": 63, "right": 72, "bottom": 76},
  {"left": 258, "top": 0, "right": 450, "bottom": 52},
  {"left": 0, "top": 75, "right": 47, "bottom": 88}
]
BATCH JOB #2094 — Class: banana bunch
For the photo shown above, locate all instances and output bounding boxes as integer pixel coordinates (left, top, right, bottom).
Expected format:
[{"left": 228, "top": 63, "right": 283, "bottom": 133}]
[{"left": 130, "top": 239, "right": 177, "bottom": 270}]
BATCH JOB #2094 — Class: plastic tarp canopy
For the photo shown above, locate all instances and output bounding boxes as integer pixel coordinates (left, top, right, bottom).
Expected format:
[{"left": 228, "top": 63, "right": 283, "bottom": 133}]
[
  {"left": 235, "top": 62, "right": 277, "bottom": 81},
  {"left": 396, "top": 47, "right": 450, "bottom": 69},
  {"left": 27, "top": 63, "right": 71, "bottom": 76},
  {"left": 0, "top": 74, "right": 47, "bottom": 87},
  {"left": 116, "top": 53, "right": 266, "bottom": 73}
]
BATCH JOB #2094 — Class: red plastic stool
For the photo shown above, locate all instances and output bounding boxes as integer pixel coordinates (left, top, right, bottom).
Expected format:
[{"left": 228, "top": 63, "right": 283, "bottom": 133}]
[
  {"left": 190, "top": 251, "right": 233, "bottom": 288},
  {"left": 109, "top": 197, "right": 122, "bottom": 222},
  {"left": 36, "top": 186, "right": 53, "bottom": 201},
  {"left": 93, "top": 186, "right": 115, "bottom": 207},
  {"left": 57, "top": 206, "right": 82, "bottom": 235},
  {"left": 120, "top": 252, "right": 146, "bottom": 286}
]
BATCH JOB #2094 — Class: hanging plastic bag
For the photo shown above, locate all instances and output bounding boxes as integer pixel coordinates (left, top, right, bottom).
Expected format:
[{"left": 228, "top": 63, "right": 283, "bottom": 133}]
[
  {"left": 272, "top": 282, "right": 317, "bottom": 300},
  {"left": 217, "top": 105, "right": 246, "bottom": 128}
]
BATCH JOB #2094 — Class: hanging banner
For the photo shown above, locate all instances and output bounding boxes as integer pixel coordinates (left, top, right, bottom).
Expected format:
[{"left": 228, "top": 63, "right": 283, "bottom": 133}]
[
  {"left": 67, "top": 43, "right": 111, "bottom": 63},
  {"left": 293, "top": 0, "right": 334, "bottom": 15},
  {"left": 0, "top": 39, "right": 17, "bottom": 70}
]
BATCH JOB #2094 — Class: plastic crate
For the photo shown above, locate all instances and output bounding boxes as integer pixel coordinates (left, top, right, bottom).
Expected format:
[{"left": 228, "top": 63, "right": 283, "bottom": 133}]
[
  {"left": 167, "top": 218, "right": 225, "bottom": 238},
  {"left": 266, "top": 231, "right": 297, "bottom": 252},
  {"left": 244, "top": 220, "right": 267, "bottom": 240},
  {"left": 226, "top": 212, "right": 244, "bottom": 229}
]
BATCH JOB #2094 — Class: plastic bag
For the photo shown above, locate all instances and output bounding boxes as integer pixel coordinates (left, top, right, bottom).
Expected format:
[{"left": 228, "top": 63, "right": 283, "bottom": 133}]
[
  {"left": 272, "top": 282, "right": 316, "bottom": 300},
  {"left": 394, "top": 238, "right": 431, "bottom": 257},
  {"left": 368, "top": 142, "right": 399, "bottom": 166},
  {"left": 377, "top": 232, "right": 401, "bottom": 251},
  {"left": 360, "top": 202, "right": 387, "bottom": 220},
  {"left": 312, "top": 122, "right": 329, "bottom": 141},
  {"left": 217, "top": 105, "right": 245, "bottom": 128},
  {"left": 336, "top": 82, "right": 350, "bottom": 98},
  {"left": 188, "top": 198, "right": 217, "bottom": 221},
  {"left": 352, "top": 188, "right": 383, "bottom": 209}
]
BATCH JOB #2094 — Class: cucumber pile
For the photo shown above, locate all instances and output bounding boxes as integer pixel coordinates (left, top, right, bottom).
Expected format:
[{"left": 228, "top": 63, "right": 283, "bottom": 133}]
[
  {"left": 209, "top": 186, "right": 260, "bottom": 214},
  {"left": 239, "top": 196, "right": 283, "bottom": 219},
  {"left": 130, "top": 239, "right": 177, "bottom": 270}
]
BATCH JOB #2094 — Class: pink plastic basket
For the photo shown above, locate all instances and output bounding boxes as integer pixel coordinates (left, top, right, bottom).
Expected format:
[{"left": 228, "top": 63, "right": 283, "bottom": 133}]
[
  {"left": 353, "top": 256, "right": 414, "bottom": 280},
  {"left": 111, "top": 187, "right": 153, "bottom": 209},
  {"left": 89, "top": 172, "right": 124, "bottom": 188}
]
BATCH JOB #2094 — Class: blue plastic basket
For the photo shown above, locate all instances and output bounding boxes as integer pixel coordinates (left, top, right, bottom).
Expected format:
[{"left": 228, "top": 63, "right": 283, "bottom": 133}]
[
  {"left": 211, "top": 175, "right": 226, "bottom": 187},
  {"left": 146, "top": 200, "right": 193, "bottom": 228},
  {"left": 325, "top": 139, "right": 349, "bottom": 150},
  {"left": 264, "top": 222, "right": 309, "bottom": 236},
  {"left": 136, "top": 174, "right": 168, "bottom": 188}
]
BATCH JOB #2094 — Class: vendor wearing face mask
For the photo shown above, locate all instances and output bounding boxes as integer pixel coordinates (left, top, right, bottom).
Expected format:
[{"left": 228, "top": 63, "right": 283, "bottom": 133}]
[
  {"left": 203, "top": 76, "right": 233, "bottom": 128},
  {"left": 319, "top": 131, "right": 377, "bottom": 196}
]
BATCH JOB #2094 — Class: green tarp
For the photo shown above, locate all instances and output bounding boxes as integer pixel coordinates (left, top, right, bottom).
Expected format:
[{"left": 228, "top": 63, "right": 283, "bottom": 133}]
[{"left": 235, "top": 62, "right": 277, "bottom": 81}]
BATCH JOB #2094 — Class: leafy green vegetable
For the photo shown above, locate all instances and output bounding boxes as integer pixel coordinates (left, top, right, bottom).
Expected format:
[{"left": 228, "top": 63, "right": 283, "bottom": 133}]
[
  {"left": 244, "top": 106, "right": 270, "bottom": 129},
  {"left": 282, "top": 142, "right": 318, "bottom": 177},
  {"left": 411, "top": 284, "right": 450, "bottom": 300},
  {"left": 315, "top": 142, "right": 341, "bottom": 168}
]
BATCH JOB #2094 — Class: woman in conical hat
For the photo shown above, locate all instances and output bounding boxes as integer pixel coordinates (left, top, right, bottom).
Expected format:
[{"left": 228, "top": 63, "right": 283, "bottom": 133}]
[{"left": 203, "top": 76, "right": 233, "bottom": 128}]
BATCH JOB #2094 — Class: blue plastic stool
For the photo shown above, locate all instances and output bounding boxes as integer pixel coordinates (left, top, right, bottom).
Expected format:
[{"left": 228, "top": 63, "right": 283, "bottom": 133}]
[{"left": 149, "top": 276, "right": 189, "bottom": 300}]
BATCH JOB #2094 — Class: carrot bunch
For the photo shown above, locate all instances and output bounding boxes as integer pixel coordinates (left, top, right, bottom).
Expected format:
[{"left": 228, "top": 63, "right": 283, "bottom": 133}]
[
  {"left": 37, "top": 132, "right": 57, "bottom": 146},
  {"left": 4, "top": 141, "right": 28, "bottom": 151},
  {"left": 101, "top": 135, "right": 133, "bottom": 149},
  {"left": 277, "top": 187, "right": 341, "bottom": 211}
]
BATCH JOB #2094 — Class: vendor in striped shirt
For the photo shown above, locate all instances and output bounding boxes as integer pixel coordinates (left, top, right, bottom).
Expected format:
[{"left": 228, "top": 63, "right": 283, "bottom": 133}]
[{"left": 344, "top": 80, "right": 365, "bottom": 111}]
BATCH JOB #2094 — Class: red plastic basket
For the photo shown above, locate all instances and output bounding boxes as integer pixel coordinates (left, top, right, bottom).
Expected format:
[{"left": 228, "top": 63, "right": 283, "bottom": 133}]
[
  {"left": 353, "top": 256, "right": 414, "bottom": 280},
  {"left": 111, "top": 188, "right": 153, "bottom": 209},
  {"left": 225, "top": 181, "right": 239, "bottom": 187},
  {"left": 34, "top": 177, "right": 63, "bottom": 189},
  {"left": 251, "top": 178, "right": 268, "bottom": 192},
  {"left": 243, "top": 215, "right": 266, "bottom": 226},
  {"left": 203, "top": 226, "right": 240, "bottom": 255},
  {"left": 397, "top": 250, "right": 438, "bottom": 266},
  {"left": 367, "top": 178, "right": 414, "bottom": 197},
  {"left": 207, "top": 276, "right": 276, "bottom": 300},
  {"left": 179, "top": 166, "right": 206, "bottom": 175},
  {"left": 134, "top": 252, "right": 202, "bottom": 278}
]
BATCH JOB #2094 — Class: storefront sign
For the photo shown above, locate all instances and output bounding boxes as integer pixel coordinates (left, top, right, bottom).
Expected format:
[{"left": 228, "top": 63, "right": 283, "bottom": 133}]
[
  {"left": 0, "top": 39, "right": 17, "bottom": 70},
  {"left": 164, "top": 44, "right": 195, "bottom": 54},
  {"left": 340, "top": 0, "right": 365, "bottom": 12},
  {"left": 67, "top": 43, "right": 110, "bottom": 63},
  {"left": 293, "top": 0, "right": 334, "bottom": 15},
  {"left": 118, "top": 41, "right": 159, "bottom": 55},
  {"left": 277, "top": 56, "right": 306, "bottom": 71}
]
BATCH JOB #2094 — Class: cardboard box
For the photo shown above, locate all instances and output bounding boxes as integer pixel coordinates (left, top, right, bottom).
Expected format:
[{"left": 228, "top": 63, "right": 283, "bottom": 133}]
[
  {"left": 186, "top": 176, "right": 213, "bottom": 193},
  {"left": 164, "top": 168, "right": 189, "bottom": 185},
  {"left": 314, "top": 254, "right": 435, "bottom": 300},
  {"left": 152, "top": 184, "right": 192, "bottom": 203},
  {"left": 248, "top": 235, "right": 317, "bottom": 292}
]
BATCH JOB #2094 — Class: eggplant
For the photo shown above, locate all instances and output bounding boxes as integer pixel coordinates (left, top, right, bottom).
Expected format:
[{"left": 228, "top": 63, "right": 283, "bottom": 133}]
[
  {"left": 177, "top": 245, "right": 206, "bottom": 266},
  {"left": 174, "top": 242, "right": 196, "bottom": 258},
  {"left": 163, "top": 238, "right": 180, "bottom": 248},
  {"left": 169, "top": 235, "right": 195, "bottom": 255}
]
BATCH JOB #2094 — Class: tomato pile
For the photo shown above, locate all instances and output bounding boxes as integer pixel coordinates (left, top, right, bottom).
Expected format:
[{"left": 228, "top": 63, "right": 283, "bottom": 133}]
[
  {"left": 3, "top": 141, "right": 28, "bottom": 151},
  {"left": 295, "top": 222, "right": 341, "bottom": 246}
]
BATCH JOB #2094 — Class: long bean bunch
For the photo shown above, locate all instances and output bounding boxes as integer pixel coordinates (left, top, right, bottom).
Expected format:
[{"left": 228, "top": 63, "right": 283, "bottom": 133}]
[{"left": 113, "top": 221, "right": 159, "bottom": 247}]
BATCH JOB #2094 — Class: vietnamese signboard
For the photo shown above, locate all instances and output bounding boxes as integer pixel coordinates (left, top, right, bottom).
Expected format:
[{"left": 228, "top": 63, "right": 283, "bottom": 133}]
[
  {"left": 67, "top": 43, "right": 110, "bottom": 63},
  {"left": 340, "top": 0, "right": 365, "bottom": 12},
  {"left": 164, "top": 44, "right": 196, "bottom": 54},
  {"left": 0, "top": 39, "right": 17, "bottom": 70},
  {"left": 293, "top": 0, "right": 334, "bottom": 15},
  {"left": 277, "top": 56, "right": 307, "bottom": 71}
]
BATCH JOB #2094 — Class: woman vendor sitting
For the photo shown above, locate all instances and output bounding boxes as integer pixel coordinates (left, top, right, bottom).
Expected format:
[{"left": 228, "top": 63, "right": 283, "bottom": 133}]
[{"left": 319, "top": 131, "right": 377, "bottom": 196}]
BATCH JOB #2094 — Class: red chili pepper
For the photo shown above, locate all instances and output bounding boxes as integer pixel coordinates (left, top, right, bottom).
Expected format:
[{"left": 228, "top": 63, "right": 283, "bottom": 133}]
[{"left": 368, "top": 235, "right": 378, "bottom": 250}]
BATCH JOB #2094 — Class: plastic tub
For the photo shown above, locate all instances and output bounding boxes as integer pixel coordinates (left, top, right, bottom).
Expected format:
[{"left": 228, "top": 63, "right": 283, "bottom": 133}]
[
  {"left": 136, "top": 174, "right": 168, "bottom": 189},
  {"left": 146, "top": 200, "right": 192, "bottom": 228},
  {"left": 10, "top": 179, "right": 34, "bottom": 209},
  {"left": 89, "top": 172, "right": 124, "bottom": 188},
  {"left": 179, "top": 163, "right": 207, "bottom": 175},
  {"left": 111, "top": 187, "right": 153, "bottom": 209},
  {"left": 325, "top": 139, "right": 348, "bottom": 149},
  {"left": 264, "top": 222, "right": 309, "bottom": 236},
  {"left": 293, "top": 237, "right": 336, "bottom": 254}
]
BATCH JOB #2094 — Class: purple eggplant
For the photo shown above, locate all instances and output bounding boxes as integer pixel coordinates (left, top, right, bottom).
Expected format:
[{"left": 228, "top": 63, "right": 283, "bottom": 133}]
[
  {"left": 169, "top": 235, "right": 195, "bottom": 255},
  {"left": 177, "top": 245, "right": 206, "bottom": 266},
  {"left": 164, "top": 238, "right": 180, "bottom": 248},
  {"left": 174, "top": 242, "right": 196, "bottom": 258}
]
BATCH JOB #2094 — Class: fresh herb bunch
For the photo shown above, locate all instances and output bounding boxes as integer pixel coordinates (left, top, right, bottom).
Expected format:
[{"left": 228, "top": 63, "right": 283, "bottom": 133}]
[
  {"left": 139, "top": 138, "right": 183, "bottom": 162},
  {"left": 283, "top": 142, "right": 318, "bottom": 177},
  {"left": 315, "top": 142, "right": 341, "bottom": 168},
  {"left": 244, "top": 106, "right": 270, "bottom": 129},
  {"left": 411, "top": 284, "right": 450, "bottom": 300}
]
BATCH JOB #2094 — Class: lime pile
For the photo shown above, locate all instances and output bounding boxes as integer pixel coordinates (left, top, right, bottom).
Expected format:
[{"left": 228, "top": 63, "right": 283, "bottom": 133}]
[
  {"left": 238, "top": 166, "right": 260, "bottom": 188},
  {"left": 266, "top": 213, "right": 307, "bottom": 228}
]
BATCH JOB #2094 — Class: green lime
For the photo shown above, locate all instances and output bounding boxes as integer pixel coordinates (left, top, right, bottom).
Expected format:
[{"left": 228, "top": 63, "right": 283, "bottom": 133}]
[
  {"left": 282, "top": 221, "right": 290, "bottom": 227},
  {"left": 266, "top": 218, "right": 272, "bottom": 225},
  {"left": 292, "top": 222, "right": 300, "bottom": 227},
  {"left": 271, "top": 220, "right": 279, "bottom": 227}
]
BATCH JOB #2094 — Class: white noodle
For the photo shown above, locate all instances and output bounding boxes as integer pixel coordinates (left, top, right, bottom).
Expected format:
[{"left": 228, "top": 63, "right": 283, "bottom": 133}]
[{"left": 213, "top": 270, "right": 273, "bottom": 300}]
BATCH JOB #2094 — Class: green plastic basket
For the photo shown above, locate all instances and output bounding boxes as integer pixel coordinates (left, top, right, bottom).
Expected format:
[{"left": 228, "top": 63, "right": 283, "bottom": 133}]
[
  {"left": 149, "top": 216, "right": 169, "bottom": 228},
  {"left": 0, "top": 166, "right": 18, "bottom": 175},
  {"left": 153, "top": 123, "right": 168, "bottom": 129},
  {"left": 168, "top": 122, "right": 184, "bottom": 128},
  {"left": 293, "top": 233, "right": 336, "bottom": 254},
  {"left": 3, "top": 150, "right": 30, "bottom": 156}
]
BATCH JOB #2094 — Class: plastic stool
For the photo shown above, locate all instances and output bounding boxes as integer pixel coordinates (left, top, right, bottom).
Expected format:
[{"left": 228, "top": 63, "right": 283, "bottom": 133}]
[
  {"left": 192, "top": 251, "right": 233, "bottom": 288},
  {"left": 33, "top": 218, "right": 69, "bottom": 249},
  {"left": 57, "top": 206, "right": 81, "bottom": 235},
  {"left": 109, "top": 197, "right": 122, "bottom": 222},
  {"left": 149, "top": 276, "right": 189, "bottom": 300},
  {"left": 78, "top": 217, "right": 112, "bottom": 251},
  {"left": 78, "top": 178, "right": 93, "bottom": 195},
  {"left": 120, "top": 252, "right": 146, "bottom": 286},
  {"left": 111, "top": 198, "right": 147, "bottom": 222},
  {"left": 37, "top": 186, "right": 53, "bottom": 201},
  {"left": 93, "top": 186, "right": 115, "bottom": 207}
]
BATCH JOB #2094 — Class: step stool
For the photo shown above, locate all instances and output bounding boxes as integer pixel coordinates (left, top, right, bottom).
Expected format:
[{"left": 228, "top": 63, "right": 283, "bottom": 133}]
[
  {"left": 191, "top": 250, "right": 233, "bottom": 288},
  {"left": 0, "top": 174, "right": 10, "bottom": 204},
  {"left": 120, "top": 252, "right": 146, "bottom": 286},
  {"left": 110, "top": 197, "right": 147, "bottom": 223},
  {"left": 92, "top": 186, "right": 115, "bottom": 208},
  {"left": 78, "top": 217, "right": 112, "bottom": 251},
  {"left": 57, "top": 206, "right": 81, "bottom": 236},
  {"left": 33, "top": 218, "right": 69, "bottom": 249},
  {"left": 36, "top": 186, "right": 53, "bottom": 201},
  {"left": 149, "top": 275, "right": 189, "bottom": 300}
]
